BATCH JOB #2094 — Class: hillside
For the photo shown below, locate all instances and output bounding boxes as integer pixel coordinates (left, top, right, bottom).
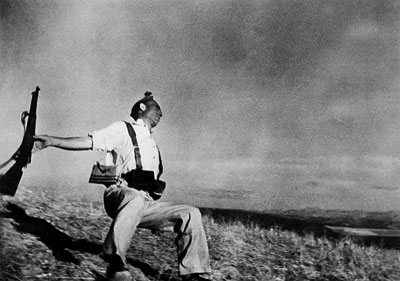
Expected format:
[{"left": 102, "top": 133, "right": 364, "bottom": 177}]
[{"left": 1, "top": 186, "right": 400, "bottom": 281}]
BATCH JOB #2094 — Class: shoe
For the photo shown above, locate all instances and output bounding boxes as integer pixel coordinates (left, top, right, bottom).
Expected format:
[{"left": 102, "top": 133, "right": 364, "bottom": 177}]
[
  {"left": 182, "top": 273, "right": 212, "bottom": 281},
  {"left": 106, "top": 270, "right": 132, "bottom": 281}
]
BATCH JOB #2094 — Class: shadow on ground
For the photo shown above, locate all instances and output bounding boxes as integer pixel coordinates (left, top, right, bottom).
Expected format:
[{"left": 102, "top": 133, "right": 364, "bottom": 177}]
[
  {"left": 1, "top": 202, "right": 102, "bottom": 264},
  {"left": 1, "top": 202, "right": 172, "bottom": 280}
]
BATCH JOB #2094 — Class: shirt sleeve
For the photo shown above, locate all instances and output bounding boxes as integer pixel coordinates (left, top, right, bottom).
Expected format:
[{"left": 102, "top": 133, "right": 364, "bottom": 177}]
[{"left": 90, "top": 121, "right": 126, "bottom": 152}]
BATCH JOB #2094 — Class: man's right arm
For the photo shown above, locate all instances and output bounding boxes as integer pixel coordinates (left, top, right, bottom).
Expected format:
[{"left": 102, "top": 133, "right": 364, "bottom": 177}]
[{"left": 34, "top": 135, "right": 93, "bottom": 151}]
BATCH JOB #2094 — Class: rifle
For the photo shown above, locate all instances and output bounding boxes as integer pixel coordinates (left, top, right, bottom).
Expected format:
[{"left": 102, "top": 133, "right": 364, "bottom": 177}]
[{"left": 0, "top": 87, "right": 40, "bottom": 196}]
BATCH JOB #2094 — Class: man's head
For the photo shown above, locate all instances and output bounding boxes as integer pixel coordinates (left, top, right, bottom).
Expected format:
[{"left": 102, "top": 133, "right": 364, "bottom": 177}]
[{"left": 130, "top": 91, "right": 162, "bottom": 129}]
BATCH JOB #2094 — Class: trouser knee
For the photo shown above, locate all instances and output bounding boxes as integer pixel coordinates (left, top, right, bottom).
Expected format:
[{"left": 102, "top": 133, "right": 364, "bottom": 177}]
[
  {"left": 179, "top": 206, "right": 203, "bottom": 232},
  {"left": 104, "top": 187, "right": 144, "bottom": 219},
  {"left": 188, "top": 206, "right": 202, "bottom": 222}
]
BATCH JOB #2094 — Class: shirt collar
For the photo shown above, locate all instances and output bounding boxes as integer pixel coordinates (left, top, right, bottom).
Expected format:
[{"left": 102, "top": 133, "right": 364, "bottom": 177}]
[
  {"left": 135, "top": 119, "right": 145, "bottom": 126},
  {"left": 129, "top": 117, "right": 153, "bottom": 133},
  {"left": 129, "top": 117, "right": 145, "bottom": 126}
]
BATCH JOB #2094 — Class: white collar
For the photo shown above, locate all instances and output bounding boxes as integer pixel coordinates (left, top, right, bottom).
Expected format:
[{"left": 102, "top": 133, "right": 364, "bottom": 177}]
[
  {"left": 129, "top": 117, "right": 146, "bottom": 126},
  {"left": 129, "top": 117, "right": 153, "bottom": 133},
  {"left": 134, "top": 119, "right": 145, "bottom": 125}
]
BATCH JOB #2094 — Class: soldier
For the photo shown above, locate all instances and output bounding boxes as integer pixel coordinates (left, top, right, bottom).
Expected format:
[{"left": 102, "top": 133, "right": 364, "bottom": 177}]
[{"left": 34, "top": 92, "right": 212, "bottom": 281}]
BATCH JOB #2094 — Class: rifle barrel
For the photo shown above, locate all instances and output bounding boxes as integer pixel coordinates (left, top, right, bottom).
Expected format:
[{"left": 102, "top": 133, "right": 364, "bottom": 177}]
[{"left": 0, "top": 86, "right": 40, "bottom": 196}]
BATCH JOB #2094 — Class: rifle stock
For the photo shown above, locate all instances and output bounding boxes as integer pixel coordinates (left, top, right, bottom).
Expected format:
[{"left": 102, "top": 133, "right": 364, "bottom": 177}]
[{"left": 0, "top": 87, "right": 40, "bottom": 196}]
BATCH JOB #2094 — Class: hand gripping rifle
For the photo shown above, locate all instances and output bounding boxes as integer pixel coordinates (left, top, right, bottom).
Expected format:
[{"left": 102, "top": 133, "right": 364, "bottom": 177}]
[{"left": 0, "top": 87, "right": 40, "bottom": 196}]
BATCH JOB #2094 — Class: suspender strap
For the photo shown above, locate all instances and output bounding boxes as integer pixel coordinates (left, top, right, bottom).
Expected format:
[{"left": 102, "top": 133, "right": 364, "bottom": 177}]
[
  {"left": 124, "top": 122, "right": 163, "bottom": 178},
  {"left": 125, "top": 122, "right": 143, "bottom": 170},
  {"left": 156, "top": 145, "right": 163, "bottom": 180}
]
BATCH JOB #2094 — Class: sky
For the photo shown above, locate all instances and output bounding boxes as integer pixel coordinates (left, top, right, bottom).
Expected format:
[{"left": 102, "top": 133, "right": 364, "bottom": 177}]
[{"left": 1, "top": 0, "right": 400, "bottom": 211}]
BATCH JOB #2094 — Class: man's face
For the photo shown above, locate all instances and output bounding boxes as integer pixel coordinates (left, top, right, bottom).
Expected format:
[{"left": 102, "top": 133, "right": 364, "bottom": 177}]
[{"left": 142, "top": 100, "right": 162, "bottom": 128}]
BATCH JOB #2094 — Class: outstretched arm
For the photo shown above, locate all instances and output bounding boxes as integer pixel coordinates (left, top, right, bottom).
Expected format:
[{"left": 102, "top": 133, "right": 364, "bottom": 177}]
[{"left": 33, "top": 135, "right": 93, "bottom": 151}]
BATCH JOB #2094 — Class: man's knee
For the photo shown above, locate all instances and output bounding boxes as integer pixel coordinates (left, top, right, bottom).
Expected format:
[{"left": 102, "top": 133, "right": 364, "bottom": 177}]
[
  {"left": 188, "top": 206, "right": 202, "bottom": 222},
  {"left": 179, "top": 206, "right": 203, "bottom": 230},
  {"left": 104, "top": 188, "right": 145, "bottom": 218}
]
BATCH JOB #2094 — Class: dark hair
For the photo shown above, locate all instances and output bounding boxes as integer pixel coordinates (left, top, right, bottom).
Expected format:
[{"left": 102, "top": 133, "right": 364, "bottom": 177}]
[
  {"left": 130, "top": 91, "right": 154, "bottom": 120},
  {"left": 130, "top": 103, "right": 141, "bottom": 120}
]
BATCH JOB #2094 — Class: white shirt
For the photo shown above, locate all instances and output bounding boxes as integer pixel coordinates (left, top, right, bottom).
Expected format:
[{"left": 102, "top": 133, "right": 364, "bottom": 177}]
[{"left": 90, "top": 117, "right": 160, "bottom": 178}]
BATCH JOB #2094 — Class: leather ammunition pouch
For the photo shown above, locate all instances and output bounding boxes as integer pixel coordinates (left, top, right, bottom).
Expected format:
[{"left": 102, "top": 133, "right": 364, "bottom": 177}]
[
  {"left": 88, "top": 162, "right": 118, "bottom": 186},
  {"left": 122, "top": 170, "right": 166, "bottom": 200}
]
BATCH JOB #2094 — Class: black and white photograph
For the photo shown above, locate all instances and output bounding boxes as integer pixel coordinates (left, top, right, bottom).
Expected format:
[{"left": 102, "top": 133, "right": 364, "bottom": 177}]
[{"left": 1, "top": 0, "right": 400, "bottom": 280}]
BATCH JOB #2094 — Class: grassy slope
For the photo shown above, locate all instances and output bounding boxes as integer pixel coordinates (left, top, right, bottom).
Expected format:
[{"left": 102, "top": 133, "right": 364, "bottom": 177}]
[{"left": 1, "top": 187, "right": 400, "bottom": 281}]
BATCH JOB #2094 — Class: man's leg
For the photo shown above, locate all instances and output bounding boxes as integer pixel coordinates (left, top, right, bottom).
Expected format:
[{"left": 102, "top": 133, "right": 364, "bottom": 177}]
[
  {"left": 138, "top": 202, "right": 211, "bottom": 278},
  {"left": 102, "top": 186, "right": 147, "bottom": 278}
]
